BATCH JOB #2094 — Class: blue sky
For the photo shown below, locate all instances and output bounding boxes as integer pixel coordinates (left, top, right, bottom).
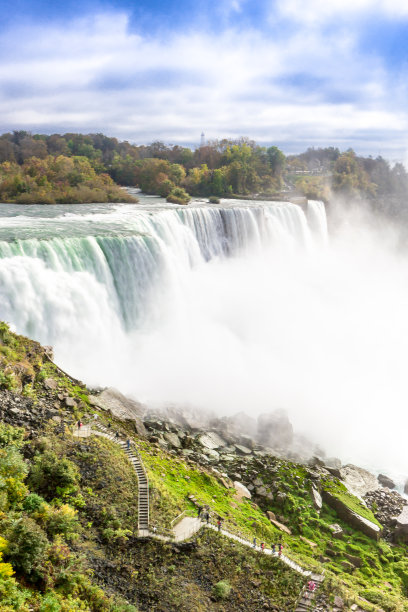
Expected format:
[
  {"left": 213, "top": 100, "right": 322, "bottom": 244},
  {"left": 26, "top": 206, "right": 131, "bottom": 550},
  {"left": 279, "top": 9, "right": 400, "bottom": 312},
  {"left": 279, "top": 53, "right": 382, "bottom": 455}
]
[{"left": 1, "top": 0, "right": 408, "bottom": 159}]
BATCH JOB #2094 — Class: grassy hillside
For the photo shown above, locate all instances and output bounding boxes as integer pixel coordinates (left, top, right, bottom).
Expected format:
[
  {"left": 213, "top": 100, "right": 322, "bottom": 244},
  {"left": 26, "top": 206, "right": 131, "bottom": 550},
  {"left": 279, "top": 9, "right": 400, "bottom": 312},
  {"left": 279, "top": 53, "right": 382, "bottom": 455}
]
[{"left": 0, "top": 323, "right": 408, "bottom": 610}]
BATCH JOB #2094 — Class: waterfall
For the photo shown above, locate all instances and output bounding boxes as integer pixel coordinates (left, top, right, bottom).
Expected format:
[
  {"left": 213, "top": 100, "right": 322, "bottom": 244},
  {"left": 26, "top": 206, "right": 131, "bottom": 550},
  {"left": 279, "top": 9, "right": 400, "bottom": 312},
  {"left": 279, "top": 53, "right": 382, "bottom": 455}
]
[{"left": 0, "top": 198, "right": 328, "bottom": 396}]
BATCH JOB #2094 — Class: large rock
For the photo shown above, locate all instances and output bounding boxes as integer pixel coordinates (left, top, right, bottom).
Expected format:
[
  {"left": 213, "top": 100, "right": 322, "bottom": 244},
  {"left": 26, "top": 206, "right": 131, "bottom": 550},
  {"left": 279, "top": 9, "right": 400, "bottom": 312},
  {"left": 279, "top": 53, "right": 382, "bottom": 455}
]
[
  {"left": 233, "top": 481, "right": 252, "bottom": 500},
  {"left": 270, "top": 519, "right": 291, "bottom": 535},
  {"left": 235, "top": 444, "right": 252, "bottom": 455},
  {"left": 394, "top": 506, "right": 408, "bottom": 542},
  {"left": 322, "top": 490, "right": 382, "bottom": 540},
  {"left": 89, "top": 388, "right": 146, "bottom": 436},
  {"left": 378, "top": 473, "right": 396, "bottom": 489},
  {"left": 310, "top": 486, "right": 322, "bottom": 511},
  {"left": 257, "top": 410, "right": 293, "bottom": 449},
  {"left": 197, "top": 432, "right": 226, "bottom": 450},
  {"left": 339, "top": 464, "right": 379, "bottom": 497},
  {"left": 164, "top": 432, "right": 182, "bottom": 448}
]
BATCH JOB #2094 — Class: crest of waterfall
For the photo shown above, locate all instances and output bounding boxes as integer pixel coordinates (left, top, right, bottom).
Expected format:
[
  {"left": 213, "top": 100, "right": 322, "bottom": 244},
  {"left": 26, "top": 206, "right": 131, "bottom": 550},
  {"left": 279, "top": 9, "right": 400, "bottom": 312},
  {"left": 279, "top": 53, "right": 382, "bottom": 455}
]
[{"left": 0, "top": 200, "right": 325, "bottom": 342}]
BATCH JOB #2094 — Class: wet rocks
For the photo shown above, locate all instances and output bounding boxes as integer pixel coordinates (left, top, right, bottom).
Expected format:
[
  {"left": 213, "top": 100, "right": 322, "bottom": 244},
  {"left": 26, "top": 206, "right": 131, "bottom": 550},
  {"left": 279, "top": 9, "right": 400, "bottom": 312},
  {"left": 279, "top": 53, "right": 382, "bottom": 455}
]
[
  {"left": 328, "top": 523, "right": 344, "bottom": 539},
  {"left": 197, "top": 432, "right": 226, "bottom": 450},
  {"left": 310, "top": 486, "right": 322, "bottom": 511},
  {"left": 339, "top": 464, "right": 379, "bottom": 497},
  {"left": 393, "top": 506, "right": 408, "bottom": 543},
  {"left": 256, "top": 410, "right": 293, "bottom": 449},
  {"left": 233, "top": 481, "right": 252, "bottom": 500},
  {"left": 235, "top": 444, "right": 252, "bottom": 455},
  {"left": 44, "top": 377, "right": 58, "bottom": 390},
  {"left": 322, "top": 490, "right": 382, "bottom": 540},
  {"left": 364, "top": 487, "right": 407, "bottom": 534},
  {"left": 90, "top": 388, "right": 146, "bottom": 435},
  {"left": 378, "top": 473, "right": 396, "bottom": 489}
]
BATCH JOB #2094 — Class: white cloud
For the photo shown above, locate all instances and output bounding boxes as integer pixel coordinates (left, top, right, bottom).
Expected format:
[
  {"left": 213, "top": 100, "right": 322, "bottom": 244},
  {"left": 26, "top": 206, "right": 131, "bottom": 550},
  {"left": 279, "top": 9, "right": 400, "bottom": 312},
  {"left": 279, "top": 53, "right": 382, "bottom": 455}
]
[
  {"left": 275, "top": 0, "right": 408, "bottom": 24},
  {"left": 0, "top": 10, "right": 406, "bottom": 158}
]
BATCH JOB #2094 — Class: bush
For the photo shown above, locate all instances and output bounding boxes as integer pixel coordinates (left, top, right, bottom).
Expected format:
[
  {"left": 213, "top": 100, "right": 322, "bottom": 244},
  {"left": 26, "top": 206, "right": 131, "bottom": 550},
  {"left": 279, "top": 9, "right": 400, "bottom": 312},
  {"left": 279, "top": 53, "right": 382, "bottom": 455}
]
[
  {"left": 212, "top": 580, "right": 231, "bottom": 600},
  {"left": 5, "top": 517, "right": 48, "bottom": 580},
  {"left": 35, "top": 503, "right": 79, "bottom": 539},
  {"left": 166, "top": 187, "right": 190, "bottom": 205},
  {"left": 29, "top": 451, "right": 80, "bottom": 500},
  {"left": 0, "top": 424, "right": 25, "bottom": 449},
  {"left": 208, "top": 196, "right": 220, "bottom": 203},
  {"left": 23, "top": 493, "right": 45, "bottom": 513}
]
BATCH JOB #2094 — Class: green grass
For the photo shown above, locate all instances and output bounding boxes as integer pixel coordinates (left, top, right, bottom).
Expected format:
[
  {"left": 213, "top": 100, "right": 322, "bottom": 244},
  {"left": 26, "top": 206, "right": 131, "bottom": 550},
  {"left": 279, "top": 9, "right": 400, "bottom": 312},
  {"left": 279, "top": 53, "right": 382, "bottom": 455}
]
[{"left": 322, "top": 478, "right": 382, "bottom": 527}]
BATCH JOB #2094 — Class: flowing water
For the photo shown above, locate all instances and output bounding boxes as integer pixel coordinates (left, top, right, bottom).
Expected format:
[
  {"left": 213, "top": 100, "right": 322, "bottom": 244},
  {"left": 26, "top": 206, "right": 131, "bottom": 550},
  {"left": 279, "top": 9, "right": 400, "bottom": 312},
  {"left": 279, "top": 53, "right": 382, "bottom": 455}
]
[{"left": 1, "top": 194, "right": 407, "bottom": 479}]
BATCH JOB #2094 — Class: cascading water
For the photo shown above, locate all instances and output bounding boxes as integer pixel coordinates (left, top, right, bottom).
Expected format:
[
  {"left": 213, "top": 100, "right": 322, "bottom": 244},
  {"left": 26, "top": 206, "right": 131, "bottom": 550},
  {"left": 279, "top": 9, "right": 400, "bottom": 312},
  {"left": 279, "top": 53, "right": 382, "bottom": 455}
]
[
  {"left": 4, "top": 195, "right": 408, "bottom": 479},
  {"left": 0, "top": 199, "right": 325, "bottom": 346}
]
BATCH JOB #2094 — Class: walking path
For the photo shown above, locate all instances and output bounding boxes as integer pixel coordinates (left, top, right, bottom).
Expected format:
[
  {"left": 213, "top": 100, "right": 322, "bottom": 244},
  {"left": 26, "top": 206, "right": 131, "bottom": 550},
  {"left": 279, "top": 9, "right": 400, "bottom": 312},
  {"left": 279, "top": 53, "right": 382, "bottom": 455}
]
[
  {"left": 73, "top": 423, "right": 324, "bottom": 606},
  {"left": 73, "top": 423, "right": 149, "bottom": 536}
]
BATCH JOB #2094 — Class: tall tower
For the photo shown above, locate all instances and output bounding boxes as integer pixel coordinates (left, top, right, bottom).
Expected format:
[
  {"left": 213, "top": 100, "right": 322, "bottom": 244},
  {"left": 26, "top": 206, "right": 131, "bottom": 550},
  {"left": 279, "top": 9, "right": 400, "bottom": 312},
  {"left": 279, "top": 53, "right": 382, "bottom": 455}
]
[{"left": 200, "top": 132, "right": 205, "bottom": 147}]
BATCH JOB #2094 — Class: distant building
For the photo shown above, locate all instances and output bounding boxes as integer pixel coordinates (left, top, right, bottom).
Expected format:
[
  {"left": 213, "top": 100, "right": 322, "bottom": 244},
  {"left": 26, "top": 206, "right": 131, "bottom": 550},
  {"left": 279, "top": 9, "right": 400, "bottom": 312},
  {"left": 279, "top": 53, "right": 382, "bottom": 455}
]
[{"left": 200, "top": 132, "right": 206, "bottom": 147}]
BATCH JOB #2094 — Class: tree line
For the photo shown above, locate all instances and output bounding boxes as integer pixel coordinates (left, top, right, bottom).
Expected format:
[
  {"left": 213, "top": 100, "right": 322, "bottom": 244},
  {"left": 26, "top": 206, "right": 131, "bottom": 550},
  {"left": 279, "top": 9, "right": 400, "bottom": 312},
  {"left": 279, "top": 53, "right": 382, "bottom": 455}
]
[{"left": 0, "top": 131, "right": 407, "bottom": 215}]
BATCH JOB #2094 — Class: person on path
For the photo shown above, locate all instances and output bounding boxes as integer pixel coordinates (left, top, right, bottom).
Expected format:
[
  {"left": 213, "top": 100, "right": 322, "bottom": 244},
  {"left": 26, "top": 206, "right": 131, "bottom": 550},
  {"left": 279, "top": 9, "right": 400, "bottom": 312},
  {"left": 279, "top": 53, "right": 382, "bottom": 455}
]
[
  {"left": 253, "top": 537, "right": 257, "bottom": 549},
  {"left": 205, "top": 512, "right": 210, "bottom": 525},
  {"left": 306, "top": 580, "right": 316, "bottom": 598},
  {"left": 271, "top": 543, "right": 276, "bottom": 555},
  {"left": 217, "top": 518, "right": 222, "bottom": 532},
  {"left": 77, "top": 420, "right": 81, "bottom": 430},
  {"left": 261, "top": 542, "right": 265, "bottom": 552},
  {"left": 93, "top": 413, "right": 98, "bottom": 421},
  {"left": 197, "top": 505, "right": 203, "bottom": 517},
  {"left": 115, "top": 431, "right": 119, "bottom": 440},
  {"left": 278, "top": 543, "right": 283, "bottom": 557},
  {"left": 126, "top": 439, "right": 131, "bottom": 450},
  {"left": 107, "top": 422, "right": 111, "bottom": 429}
]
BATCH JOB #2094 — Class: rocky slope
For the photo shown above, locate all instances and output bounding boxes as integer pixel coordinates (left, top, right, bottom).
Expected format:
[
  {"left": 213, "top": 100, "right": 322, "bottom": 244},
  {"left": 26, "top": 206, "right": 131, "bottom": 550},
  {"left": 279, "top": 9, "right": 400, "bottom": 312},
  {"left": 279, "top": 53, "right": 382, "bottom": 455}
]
[{"left": 0, "top": 324, "right": 408, "bottom": 611}]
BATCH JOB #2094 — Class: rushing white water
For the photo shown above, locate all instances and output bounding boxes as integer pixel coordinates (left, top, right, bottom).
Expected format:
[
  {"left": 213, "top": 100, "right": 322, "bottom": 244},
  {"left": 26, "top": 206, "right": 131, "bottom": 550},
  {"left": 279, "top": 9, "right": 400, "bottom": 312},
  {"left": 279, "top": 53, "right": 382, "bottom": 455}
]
[{"left": 1, "top": 196, "right": 408, "bottom": 479}]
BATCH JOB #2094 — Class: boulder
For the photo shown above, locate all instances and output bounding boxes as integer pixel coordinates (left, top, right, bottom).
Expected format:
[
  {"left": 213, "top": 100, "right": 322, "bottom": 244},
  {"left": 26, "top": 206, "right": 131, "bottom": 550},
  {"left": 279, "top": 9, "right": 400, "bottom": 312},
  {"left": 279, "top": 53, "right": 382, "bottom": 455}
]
[
  {"left": 202, "top": 448, "right": 220, "bottom": 462},
  {"left": 233, "top": 481, "right": 252, "bottom": 500},
  {"left": 334, "top": 595, "right": 345, "bottom": 608},
  {"left": 197, "top": 432, "right": 226, "bottom": 450},
  {"left": 394, "top": 506, "right": 408, "bottom": 542},
  {"left": 266, "top": 511, "right": 276, "bottom": 521},
  {"left": 322, "top": 490, "right": 382, "bottom": 540},
  {"left": 164, "top": 432, "right": 182, "bottom": 449},
  {"left": 310, "top": 487, "right": 322, "bottom": 511},
  {"left": 299, "top": 536, "right": 317, "bottom": 548},
  {"left": 255, "top": 486, "right": 268, "bottom": 497},
  {"left": 328, "top": 523, "right": 344, "bottom": 539},
  {"left": 270, "top": 519, "right": 291, "bottom": 535},
  {"left": 235, "top": 444, "right": 252, "bottom": 455},
  {"left": 339, "top": 464, "right": 379, "bottom": 497},
  {"left": 378, "top": 473, "right": 396, "bottom": 489},
  {"left": 44, "top": 378, "right": 58, "bottom": 390},
  {"left": 257, "top": 410, "right": 293, "bottom": 449},
  {"left": 90, "top": 388, "right": 146, "bottom": 436},
  {"left": 64, "top": 397, "right": 76, "bottom": 407}
]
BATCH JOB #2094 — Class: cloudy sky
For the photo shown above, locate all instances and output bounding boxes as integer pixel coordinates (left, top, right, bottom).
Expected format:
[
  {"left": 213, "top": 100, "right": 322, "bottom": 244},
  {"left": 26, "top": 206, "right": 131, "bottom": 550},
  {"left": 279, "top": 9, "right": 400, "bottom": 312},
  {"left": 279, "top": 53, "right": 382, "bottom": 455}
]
[{"left": 1, "top": 0, "right": 408, "bottom": 158}]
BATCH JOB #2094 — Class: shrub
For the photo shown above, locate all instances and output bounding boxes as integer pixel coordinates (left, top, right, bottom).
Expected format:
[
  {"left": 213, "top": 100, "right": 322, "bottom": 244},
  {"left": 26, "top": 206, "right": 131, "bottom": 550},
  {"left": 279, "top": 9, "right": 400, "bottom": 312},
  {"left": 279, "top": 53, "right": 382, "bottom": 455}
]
[
  {"left": 208, "top": 196, "right": 220, "bottom": 203},
  {"left": 23, "top": 493, "right": 46, "bottom": 513},
  {"left": 0, "top": 424, "right": 25, "bottom": 449},
  {"left": 166, "top": 187, "right": 190, "bottom": 205},
  {"left": 29, "top": 451, "right": 80, "bottom": 500},
  {"left": 39, "top": 593, "right": 62, "bottom": 612},
  {"left": 212, "top": 580, "right": 231, "bottom": 600},
  {"left": 37, "top": 503, "right": 79, "bottom": 539},
  {"left": 5, "top": 517, "right": 48, "bottom": 580}
]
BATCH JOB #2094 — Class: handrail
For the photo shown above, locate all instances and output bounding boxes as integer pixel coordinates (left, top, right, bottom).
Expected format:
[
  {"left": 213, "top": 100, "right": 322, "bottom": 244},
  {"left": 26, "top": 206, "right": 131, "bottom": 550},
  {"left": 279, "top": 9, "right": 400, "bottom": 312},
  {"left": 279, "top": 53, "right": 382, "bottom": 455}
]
[{"left": 170, "top": 511, "right": 186, "bottom": 527}]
